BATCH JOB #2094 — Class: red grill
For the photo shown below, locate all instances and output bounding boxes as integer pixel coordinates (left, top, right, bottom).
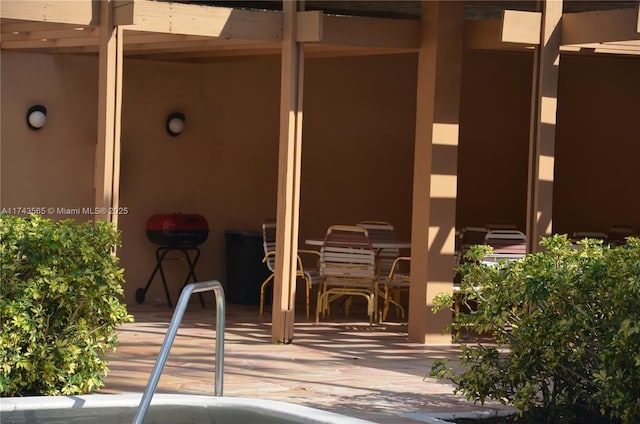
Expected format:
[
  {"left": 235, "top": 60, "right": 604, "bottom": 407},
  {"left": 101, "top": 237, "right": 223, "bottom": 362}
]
[{"left": 146, "top": 213, "right": 209, "bottom": 247}]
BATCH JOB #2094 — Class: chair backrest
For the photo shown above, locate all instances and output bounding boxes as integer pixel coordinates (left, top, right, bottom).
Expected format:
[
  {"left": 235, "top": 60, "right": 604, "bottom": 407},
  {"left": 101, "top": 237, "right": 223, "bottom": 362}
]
[
  {"left": 320, "top": 225, "right": 376, "bottom": 281},
  {"left": 484, "top": 229, "right": 527, "bottom": 255},
  {"left": 460, "top": 226, "right": 489, "bottom": 246},
  {"left": 572, "top": 231, "right": 608, "bottom": 242},
  {"left": 262, "top": 219, "right": 277, "bottom": 272},
  {"left": 356, "top": 221, "right": 399, "bottom": 278},
  {"left": 456, "top": 226, "right": 489, "bottom": 263}
]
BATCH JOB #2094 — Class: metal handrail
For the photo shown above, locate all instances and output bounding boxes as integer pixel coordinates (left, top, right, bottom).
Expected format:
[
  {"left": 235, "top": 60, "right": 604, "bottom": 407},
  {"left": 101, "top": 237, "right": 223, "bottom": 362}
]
[{"left": 132, "top": 280, "right": 225, "bottom": 424}]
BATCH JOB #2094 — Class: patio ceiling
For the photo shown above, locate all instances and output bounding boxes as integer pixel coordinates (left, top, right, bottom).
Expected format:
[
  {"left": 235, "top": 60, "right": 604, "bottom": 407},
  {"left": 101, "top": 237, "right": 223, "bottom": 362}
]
[{"left": 1, "top": 0, "right": 638, "bottom": 62}]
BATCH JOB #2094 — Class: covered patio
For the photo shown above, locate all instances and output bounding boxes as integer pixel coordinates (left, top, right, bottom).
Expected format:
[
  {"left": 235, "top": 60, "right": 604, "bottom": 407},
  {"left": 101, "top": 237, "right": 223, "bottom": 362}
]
[{"left": 1, "top": 0, "right": 639, "bottom": 345}]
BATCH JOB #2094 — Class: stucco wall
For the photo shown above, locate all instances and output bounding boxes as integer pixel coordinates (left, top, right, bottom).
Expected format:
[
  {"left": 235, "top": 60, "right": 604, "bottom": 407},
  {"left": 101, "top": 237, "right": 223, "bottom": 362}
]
[
  {"left": 554, "top": 53, "right": 640, "bottom": 237},
  {"left": 117, "top": 57, "right": 283, "bottom": 305},
  {"left": 0, "top": 52, "right": 97, "bottom": 216},
  {"left": 301, "top": 54, "right": 417, "bottom": 246},
  {"left": 456, "top": 50, "right": 533, "bottom": 232}
]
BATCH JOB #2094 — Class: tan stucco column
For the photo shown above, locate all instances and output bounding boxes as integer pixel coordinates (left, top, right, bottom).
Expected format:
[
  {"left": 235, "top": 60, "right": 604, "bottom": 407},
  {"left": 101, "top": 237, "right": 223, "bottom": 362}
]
[
  {"left": 408, "top": 1, "right": 464, "bottom": 344},
  {"left": 272, "top": 0, "right": 305, "bottom": 344},
  {"left": 95, "top": 0, "right": 123, "bottom": 226},
  {"left": 526, "top": 0, "right": 562, "bottom": 252}
]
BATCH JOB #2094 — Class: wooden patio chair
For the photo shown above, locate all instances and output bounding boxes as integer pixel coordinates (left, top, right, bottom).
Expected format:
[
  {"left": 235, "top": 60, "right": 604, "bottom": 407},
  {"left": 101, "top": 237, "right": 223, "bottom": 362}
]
[
  {"left": 482, "top": 229, "right": 527, "bottom": 264},
  {"left": 316, "top": 225, "right": 378, "bottom": 324},
  {"left": 259, "top": 219, "right": 321, "bottom": 319}
]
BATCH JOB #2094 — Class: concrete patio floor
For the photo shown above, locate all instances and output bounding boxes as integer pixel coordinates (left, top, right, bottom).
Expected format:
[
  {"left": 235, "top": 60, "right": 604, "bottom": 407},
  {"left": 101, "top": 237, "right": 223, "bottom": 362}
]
[{"left": 101, "top": 299, "right": 515, "bottom": 424}]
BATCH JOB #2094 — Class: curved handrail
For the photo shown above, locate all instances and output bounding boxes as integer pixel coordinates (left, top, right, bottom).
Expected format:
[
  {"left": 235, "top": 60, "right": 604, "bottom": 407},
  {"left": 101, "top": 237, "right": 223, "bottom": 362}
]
[{"left": 132, "top": 280, "right": 225, "bottom": 424}]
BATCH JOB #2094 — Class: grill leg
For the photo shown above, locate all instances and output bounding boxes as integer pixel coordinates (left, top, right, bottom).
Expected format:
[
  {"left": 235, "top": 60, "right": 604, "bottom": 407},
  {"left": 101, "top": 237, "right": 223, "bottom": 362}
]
[
  {"left": 179, "top": 247, "right": 205, "bottom": 307},
  {"left": 139, "top": 247, "right": 175, "bottom": 307},
  {"left": 141, "top": 246, "right": 207, "bottom": 309}
]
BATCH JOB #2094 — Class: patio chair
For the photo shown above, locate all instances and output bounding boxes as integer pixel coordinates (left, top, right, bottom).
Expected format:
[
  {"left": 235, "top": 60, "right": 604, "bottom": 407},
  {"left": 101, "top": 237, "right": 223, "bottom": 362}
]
[
  {"left": 356, "top": 221, "right": 400, "bottom": 281},
  {"left": 259, "top": 219, "right": 321, "bottom": 319},
  {"left": 454, "top": 226, "right": 489, "bottom": 283},
  {"left": 316, "top": 225, "right": 378, "bottom": 324},
  {"left": 356, "top": 221, "right": 409, "bottom": 320},
  {"left": 572, "top": 231, "right": 608, "bottom": 242},
  {"left": 482, "top": 229, "right": 527, "bottom": 264},
  {"left": 381, "top": 256, "right": 411, "bottom": 321}
]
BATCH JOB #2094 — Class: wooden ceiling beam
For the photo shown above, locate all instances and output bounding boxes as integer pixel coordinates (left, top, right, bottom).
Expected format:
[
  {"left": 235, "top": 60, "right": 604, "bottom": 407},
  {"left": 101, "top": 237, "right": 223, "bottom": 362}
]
[
  {"left": 464, "top": 10, "right": 541, "bottom": 50},
  {"left": 562, "top": 6, "right": 640, "bottom": 45},
  {"left": 114, "top": 0, "right": 282, "bottom": 41},
  {"left": 1, "top": 36, "right": 99, "bottom": 49},
  {"left": 1, "top": 21, "right": 84, "bottom": 34},
  {"left": 0, "top": 0, "right": 98, "bottom": 26},
  {"left": 1, "top": 26, "right": 99, "bottom": 42},
  {"left": 464, "top": 16, "right": 540, "bottom": 50},
  {"left": 122, "top": 31, "right": 212, "bottom": 45},
  {"left": 123, "top": 38, "right": 273, "bottom": 54},
  {"left": 304, "top": 13, "right": 420, "bottom": 49},
  {"left": 561, "top": 40, "right": 640, "bottom": 55}
]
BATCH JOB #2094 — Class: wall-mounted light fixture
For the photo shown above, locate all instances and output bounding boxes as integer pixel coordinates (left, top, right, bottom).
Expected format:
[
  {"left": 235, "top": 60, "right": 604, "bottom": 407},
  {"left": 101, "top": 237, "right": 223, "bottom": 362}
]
[
  {"left": 166, "top": 112, "right": 185, "bottom": 136},
  {"left": 26, "top": 105, "right": 47, "bottom": 130}
]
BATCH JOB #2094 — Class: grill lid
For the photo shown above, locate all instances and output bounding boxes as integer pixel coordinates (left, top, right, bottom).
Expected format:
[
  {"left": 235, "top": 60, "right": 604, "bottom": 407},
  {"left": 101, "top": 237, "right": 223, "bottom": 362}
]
[{"left": 146, "top": 213, "right": 209, "bottom": 247}]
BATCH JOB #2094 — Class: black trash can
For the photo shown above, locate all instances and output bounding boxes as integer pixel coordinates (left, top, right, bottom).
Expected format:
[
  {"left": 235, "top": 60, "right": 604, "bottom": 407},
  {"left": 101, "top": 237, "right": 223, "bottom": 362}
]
[{"left": 224, "top": 230, "right": 271, "bottom": 305}]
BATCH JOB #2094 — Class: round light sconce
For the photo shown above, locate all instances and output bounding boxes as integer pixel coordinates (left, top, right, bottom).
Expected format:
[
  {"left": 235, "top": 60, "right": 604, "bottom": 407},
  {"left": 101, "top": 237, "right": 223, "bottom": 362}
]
[
  {"left": 26, "top": 105, "right": 47, "bottom": 130},
  {"left": 166, "top": 112, "right": 185, "bottom": 137}
]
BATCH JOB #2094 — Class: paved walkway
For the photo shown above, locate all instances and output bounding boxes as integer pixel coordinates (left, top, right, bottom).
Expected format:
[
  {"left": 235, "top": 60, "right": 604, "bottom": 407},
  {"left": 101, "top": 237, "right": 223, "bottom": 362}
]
[{"left": 101, "top": 301, "right": 515, "bottom": 423}]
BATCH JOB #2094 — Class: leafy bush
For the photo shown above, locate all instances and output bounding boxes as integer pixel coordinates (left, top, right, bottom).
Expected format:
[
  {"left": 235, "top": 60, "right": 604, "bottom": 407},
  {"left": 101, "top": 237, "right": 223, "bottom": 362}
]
[
  {"left": 0, "top": 214, "right": 132, "bottom": 396},
  {"left": 430, "top": 235, "right": 640, "bottom": 423}
]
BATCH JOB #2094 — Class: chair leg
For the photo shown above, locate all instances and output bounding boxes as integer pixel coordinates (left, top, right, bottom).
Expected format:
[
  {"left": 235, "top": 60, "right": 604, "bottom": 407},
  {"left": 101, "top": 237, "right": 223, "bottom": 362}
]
[
  {"left": 382, "top": 286, "right": 391, "bottom": 321},
  {"left": 393, "top": 289, "right": 403, "bottom": 318},
  {"left": 316, "top": 290, "right": 328, "bottom": 323},
  {"left": 259, "top": 274, "right": 275, "bottom": 316},
  {"left": 304, "top": 277, "right": 311, "bottom": 319},
  {"left": 382, "top": 287, "right": 406, "bottom": 321}
]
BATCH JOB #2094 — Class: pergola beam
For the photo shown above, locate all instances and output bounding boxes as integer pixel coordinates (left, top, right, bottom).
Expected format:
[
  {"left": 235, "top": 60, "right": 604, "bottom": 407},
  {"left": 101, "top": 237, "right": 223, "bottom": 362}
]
[
  {"left": 0, "top": 27, "right": 100, "bottom": 49},
  {"left": 300, "top": 13, "right": 420, "bottom": 49},
  {"left": 113, "top": 0, "right": 282, "bottom": 41},
  {"left": 0, "top": 0, "right": 98, "bottom": 25},
  {"left": 464, "top": 10, "right": 541, "bottom": 50},
  {"left": 562, "top": 6, "right": 640, "bottom": 46},
  {"left": 501, "top": 10, "right": 542, "bottom": 45}
]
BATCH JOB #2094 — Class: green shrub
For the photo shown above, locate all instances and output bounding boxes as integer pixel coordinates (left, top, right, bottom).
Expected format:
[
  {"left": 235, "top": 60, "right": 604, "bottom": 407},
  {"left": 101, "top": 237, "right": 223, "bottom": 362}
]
[
  {"left": 0, "top": 214, "right": 132, "bottom": 396},
  {"left": 430, "top": 235, "right": 640, "bottom": 424}
]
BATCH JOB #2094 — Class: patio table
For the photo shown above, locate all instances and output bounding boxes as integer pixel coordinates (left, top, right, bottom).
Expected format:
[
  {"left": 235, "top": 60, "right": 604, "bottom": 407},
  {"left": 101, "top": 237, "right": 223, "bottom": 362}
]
[{"left": 305, "top": 238, "right": 411, "bottom": 250}]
